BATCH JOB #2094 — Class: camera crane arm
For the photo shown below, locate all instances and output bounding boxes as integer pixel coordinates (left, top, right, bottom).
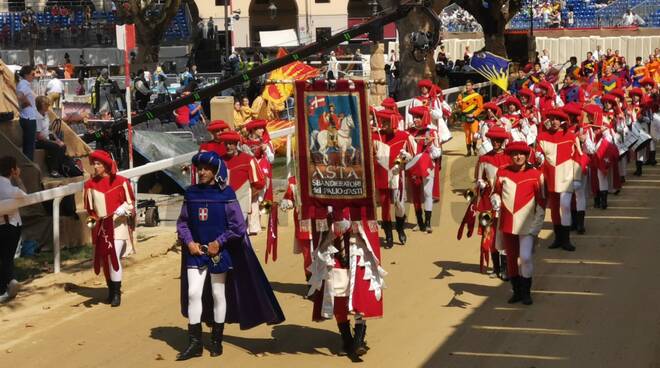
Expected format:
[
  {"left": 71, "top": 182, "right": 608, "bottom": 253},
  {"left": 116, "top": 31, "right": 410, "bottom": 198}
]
[{"left": 95, "top": 0, "right": 440, "bottom": 139}]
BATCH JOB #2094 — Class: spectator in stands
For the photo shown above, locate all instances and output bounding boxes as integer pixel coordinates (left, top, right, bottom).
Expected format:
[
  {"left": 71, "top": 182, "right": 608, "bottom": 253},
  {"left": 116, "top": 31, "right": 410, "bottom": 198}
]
[
  {"left": 174, "top": 91, "right": 191, "bottom": 128},
  {"left": 567, "top": 7, "right": 574, "bottom": 27},
  {"left": 16, "top": 65, "right": 39, "bottom": 161},
  {"left": 539, "top": 49, "right": 551, "bottom": 72},
  {"left": 46, "top": 73, "right": 64, "bottom": 109},
  {"left": 34, "top": 96, "right": 66, "bottom": 178},
  {"left": 180, "top": 67, "right": 194, "bottom": 88},
  {"left": 592, "top": 45, "right": 602, "bottom": 61},
  {"left": 622, "top": 9, "right": 645, "bottom": 26},
  {"left": 207, "top": 17, "right": 215, "bottom": 39},
  {"left": 388, "top": 69, "right": 401, "bottom": 100},
  {"left": 188, "top": 99, "right": 204, "bottom": 127},
  {"left": 64, "top": 56, "right": 75, "bottom": 79},
  {"left": 76, "top": 77, "right": 86, "bottom": 96},
  {"left": 464, "top": 46, "right": 473, "bottom": 62},
  {"left": 0, "top": 155, "right": 27, "bottom": 304}
]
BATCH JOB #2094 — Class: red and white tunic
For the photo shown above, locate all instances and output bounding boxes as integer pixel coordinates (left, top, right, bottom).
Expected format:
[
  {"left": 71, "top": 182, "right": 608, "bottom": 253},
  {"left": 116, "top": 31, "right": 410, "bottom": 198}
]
[
  {"left": 493, "top": 166, "right": 546, "bottom": 235},
  {"left": 244, "top": 136, "right": 275, "bottom": 202},
  {"left": 373, "top": 130, "right": 416, "bottom": 190},
  {"left": 223, "top": 152, "right": 265, "bottom": 217},
  {"left": 536, "top": 129, "right": 583, "bottom": 193},
  {"left": 474, "top": 151, "right": 512, "bottom": 212},
  {"left": 199, "top": 141, "right": 227, "bottom": 157},
  {"left": 84, "top": 175, "right": 135, "bottom": 241}
]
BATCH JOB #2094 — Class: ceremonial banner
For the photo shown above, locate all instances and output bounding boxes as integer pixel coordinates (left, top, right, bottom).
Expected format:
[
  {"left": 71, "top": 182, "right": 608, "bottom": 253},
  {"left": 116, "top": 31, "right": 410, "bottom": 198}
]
[
  {"left": 470, "top": 51, "right": 510, "bottom": 92},
  {"left": 294, "top": 80, "right": 376, "bottom": 209}
]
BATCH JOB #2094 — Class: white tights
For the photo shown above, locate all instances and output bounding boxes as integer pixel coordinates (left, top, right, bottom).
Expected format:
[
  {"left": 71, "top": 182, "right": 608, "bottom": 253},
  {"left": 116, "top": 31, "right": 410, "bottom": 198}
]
[
  {"left": 423, "top": 175, "right": 434, "bottom": 212},
  {"left": 187, "top": 268, "right": 227, "bottom": 324},
  {"left": 109, "top": 240, "right": 126, "bottom": 282},
  {"left": 519, "top": 235, "right": 534, "bottom": 278},
  {"left": 597, "top": 170, "right": 609, "bottom": 192},
  {"left": 559, "top": 191, "right": 573, "bottom": 227},
  {"left": 574, "top": 175, "right": 587, "bottom": 211}
]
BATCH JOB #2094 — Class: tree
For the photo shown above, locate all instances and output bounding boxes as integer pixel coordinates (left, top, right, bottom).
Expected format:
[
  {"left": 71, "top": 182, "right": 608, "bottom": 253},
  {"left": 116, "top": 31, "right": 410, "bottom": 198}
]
[
  {"left": 377, "top": 0, "right": 450, "bottom": 101},
  {"left": 452, "top": 0, "right": 523, "bottom": 57},
  {"left": 116, "top": 0, "right": 194, "bottom": 65}
]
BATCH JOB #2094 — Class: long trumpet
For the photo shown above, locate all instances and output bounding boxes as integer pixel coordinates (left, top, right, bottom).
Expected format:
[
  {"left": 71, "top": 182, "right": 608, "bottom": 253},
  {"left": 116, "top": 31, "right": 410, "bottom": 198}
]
[
  {"left": 259, "top": 200, "right": 273, "bottom": 213},
  {"left": 463, "top": 188, "right": 476, "bottom": 202}
]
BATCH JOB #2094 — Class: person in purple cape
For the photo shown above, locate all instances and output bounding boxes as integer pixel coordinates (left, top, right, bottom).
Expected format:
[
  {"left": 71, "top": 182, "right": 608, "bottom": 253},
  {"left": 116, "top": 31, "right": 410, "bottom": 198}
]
[{"left": 176, "top": 151, "right": 284, "bottom": 361}]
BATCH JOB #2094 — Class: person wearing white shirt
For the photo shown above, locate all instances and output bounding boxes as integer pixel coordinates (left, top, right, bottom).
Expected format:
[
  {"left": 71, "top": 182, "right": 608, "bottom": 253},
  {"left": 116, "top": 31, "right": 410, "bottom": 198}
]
[
  {"left": 16, "top": 65, "right": 39, "bottom": 161},
  {"left": 34, "top": 96, "right": 66, "bottom": 178},
  {"left": 45, "top": 74, "right": 65, "bottom": 109},
  {"left": 539, "top": 49, "right": 551, "bottom": 72},
  {"left": 0, "top": 156, "right": 27, "bottom": 303}
]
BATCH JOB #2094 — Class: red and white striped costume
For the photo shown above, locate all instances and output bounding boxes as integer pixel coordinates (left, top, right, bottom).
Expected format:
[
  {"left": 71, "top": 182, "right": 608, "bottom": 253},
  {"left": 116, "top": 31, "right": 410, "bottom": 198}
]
[{"left": 222, "top": 151, "right": 265, "bottom": 220}]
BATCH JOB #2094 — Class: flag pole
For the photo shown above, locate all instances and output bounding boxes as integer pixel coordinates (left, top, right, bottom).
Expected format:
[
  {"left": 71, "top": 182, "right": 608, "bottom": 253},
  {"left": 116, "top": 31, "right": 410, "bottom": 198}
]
[{"left": 125, "top": 47, "right": 133, "bottom": 169}]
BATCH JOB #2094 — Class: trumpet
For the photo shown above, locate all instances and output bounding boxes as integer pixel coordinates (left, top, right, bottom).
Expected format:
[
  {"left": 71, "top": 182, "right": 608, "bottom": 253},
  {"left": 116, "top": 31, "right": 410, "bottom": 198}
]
[
  {"left": 181, "top": 164, "right": 190, "bottom": 176},
  {"left": 463, "top": 188, "right": 476, "bottom": 202},
  {"left": 259, "top": 200, "right": 273, "bottom": 212},
  {"left": 479, "top": 211, "right": 494, "bottom": 227},
  {"left": 86, "top": 217, "right": 97, "bottom": 229}
]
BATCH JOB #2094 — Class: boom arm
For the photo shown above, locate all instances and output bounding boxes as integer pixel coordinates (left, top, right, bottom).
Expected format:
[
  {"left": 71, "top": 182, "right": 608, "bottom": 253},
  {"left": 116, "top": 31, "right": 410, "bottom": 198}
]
[{"left": 96, "top": 0, "right": 440, "bottom": 138}]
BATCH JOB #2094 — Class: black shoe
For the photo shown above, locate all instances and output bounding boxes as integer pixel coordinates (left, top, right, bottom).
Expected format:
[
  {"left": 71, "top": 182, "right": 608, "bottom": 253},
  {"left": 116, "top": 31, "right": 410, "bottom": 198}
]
[
  {"left": 353, "top": 323, "right": 368, "bottom": 356},
  {"left": 634, "top": 161, "right": 643, "bottom": 176},
  {"left": 415, "top": 209, "right": 426, "bottom": 232},
  {"left": 548, "top": 225, "right": 562, "bottom": 249},
  {"left": 110, "top": 281, "right": 121, "bottom": 307},
  {"left": 209, "top": 323, "right": 224, "bottom": 357},
  {"left": 105, "top": 279, "right": 113, "bottom": 304},
  {"left": 599, "top": 191, "right": 608, "bottom": 210},
  {"left": 570, "top": 210, "right": 578, "bottom": 231},
  {"left": 382, "top": 221, "right": 394, "bottom": 249},
  {"left": 499, "top": 254, "right": 509, "bottom": 281},
  {"left": 576, "top": 211, "right": 586, "bottom": 234},
  {"left": 521, "top": 277, "right": 533, "bottom": 305},
  {"left": 507, "top": 276, "right": 523, "bottom": 304},
  {"left": 561, "top": 226, "right": 576, "bottom": 252},
  {"left": 395, "top": 216, "right": 407, "bottom": 245},
  {"left": 424, "top": 211, "right": 432, "bottom": 234},
  {"left": 176, "top": 324, "right": 203, "bottom": 361},
  {"left": 337, "top": 321, "right": 353, "bottom": 356}
]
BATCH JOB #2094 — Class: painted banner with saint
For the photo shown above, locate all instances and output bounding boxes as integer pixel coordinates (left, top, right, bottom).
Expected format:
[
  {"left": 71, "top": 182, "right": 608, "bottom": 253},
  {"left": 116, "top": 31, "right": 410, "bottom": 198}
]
[{"left": 294, "top": 80, "right": 376, "bottom": 208}]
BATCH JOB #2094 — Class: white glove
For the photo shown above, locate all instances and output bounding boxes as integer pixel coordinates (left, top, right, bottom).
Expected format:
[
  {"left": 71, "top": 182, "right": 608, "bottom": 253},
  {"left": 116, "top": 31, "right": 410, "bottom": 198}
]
[
  {"left": 429, "top": 145, "right": 442, "bottom": 159},
  {"left": 280, "top": 199, "right": 294, "bottom": 211},
  {"left": 399, "top": 150, "right": 413, "bottom": 161},
  {"left": 477, "top": 179, "right": 487, "bottom": 190},
  {"left": 535, "top": 152, "right": 545, "bottom": 166},
  {"left": 572, "top": 180, "right": 583, "bottom": 190},
  {"left": 473, "top": 132, "right": 480, "bottom": 140},
  {"left": 490, "top": 194, "right": 501, "bottom": 212},
  {"left": 114, "top": 204, "right": 129, "bottom": 217}
]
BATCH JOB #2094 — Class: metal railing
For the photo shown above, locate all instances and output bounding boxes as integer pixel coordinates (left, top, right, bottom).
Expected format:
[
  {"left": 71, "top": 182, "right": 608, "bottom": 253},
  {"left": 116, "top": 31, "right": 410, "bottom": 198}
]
[{"left": 632, "top": 0, "right": 660, "bottom": 25}]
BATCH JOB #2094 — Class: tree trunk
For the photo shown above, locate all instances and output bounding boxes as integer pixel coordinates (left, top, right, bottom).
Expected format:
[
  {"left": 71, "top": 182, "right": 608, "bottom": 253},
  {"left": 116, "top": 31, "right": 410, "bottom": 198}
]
[
  {"left": 483, "top": 31, "right": 507, "bottom": 56},
  {"left": 454, "top": 0, "right": 523, "bottom": 57}
]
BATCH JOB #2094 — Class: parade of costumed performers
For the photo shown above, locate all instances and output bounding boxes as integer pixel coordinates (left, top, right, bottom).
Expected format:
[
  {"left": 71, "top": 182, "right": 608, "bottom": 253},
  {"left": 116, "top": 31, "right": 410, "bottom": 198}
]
[
  {"left": 243, "top": 119, "right": 276, "bottom": 236},
  {"left": 455, "top": 80, "right": 484, "bottom": 156},
  {"left": 83, "top": 150, "right": 135, "bottom": 307},
  {"left": 175, "top": 151, "right": 284, "bottom": 361}
]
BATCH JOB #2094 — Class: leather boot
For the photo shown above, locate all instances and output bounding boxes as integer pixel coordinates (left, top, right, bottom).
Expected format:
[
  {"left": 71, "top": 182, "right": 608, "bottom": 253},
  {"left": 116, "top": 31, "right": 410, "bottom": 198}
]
[
  {"left": 646, "top": 151, "right": 657, "bottom": 165},
  {"left": 353, "top": 323, "right": 367, "bottom": 356},
  {"left": 507, "top": 276, "right": 523, "bottom": 304},
  {"left": 634, "top": 161, "right": 643, "bottom": 176},
  {"left": 576, "top": 211, "right": 586, "bottom": 234},
  {"left": 415, "top": 209, "right": 426, "bottom": 232},
  {"left": 466, "top": 144, "right": 472, "bottom": 156},
  {"left": 472, "top": 142, "right": 478, "bottom": 155},
  {"left": 395, "top": 216, "right": 407, "bottom": 245},
  {"left": 499, "top": 254, "right": 509, "bottom": 281},
  {"left": 548, "top": 225, "right": 563, "bottom": 249},
  {"left": 382, "top": 221, "right": 394, "bottom": 249},
  {"left": 570, "top": 210, "right": 578, "bottom": 231},
  {"left": 561, "top": 226, "right": 576, "bottom": 252},
  {"left": 521, "top": 277, "right": 533, "bottom": 305},
  {"left": 491, "top": 251, "right": 500, "bottom": 277},
  {"left": 209, "top": 323, "right": 224, "bottom": 357},
  {"left": 337, "top": 321, "right": 353, "bottom": 356},
  {"left": 176, "top": 324, "right": 203, "bottom": 361},
  {"left": 105, "top": 279, "right": 113, "bottom": 304},
  {"left": 110, "top": 281, "right": 121, "bottom": 307},
  {"left": 599, "top": 191, "right": 608, "bottom": 210},
  {"left": 424, "top": 211, "right": 432, "bottom": 234},
  {"left": 593, "top": 191, "right": 601, "bottom": 209}
]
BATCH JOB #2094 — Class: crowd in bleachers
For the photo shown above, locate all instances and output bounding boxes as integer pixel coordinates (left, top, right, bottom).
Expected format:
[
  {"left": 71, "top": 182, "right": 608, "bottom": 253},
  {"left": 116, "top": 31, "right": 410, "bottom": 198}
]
[{"left": 440, "top": 6, "right": 481, "bottom": 33}]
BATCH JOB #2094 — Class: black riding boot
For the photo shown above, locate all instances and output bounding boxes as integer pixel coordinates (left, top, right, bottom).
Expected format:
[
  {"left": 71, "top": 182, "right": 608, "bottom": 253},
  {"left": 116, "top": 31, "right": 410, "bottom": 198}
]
[
  {"left": 507, "top": 276, "right": 523, "bottom": 304},
  {"left": 499, "top": 253, "right": 509, "bottom": 281},
  {"left": 424, "top": 211, "right": 432, "bottom": 234},
  {"left": 382, "top": 221, "right": 394, "bottom": 249},
  {"left": 521, "top": 277, "right": 533, "bottom": 305},
  {"left": 548, "top": 225, "right": 562, "bottom": 249},
  {"left": 395, "top": 216, "right": 407, "bottom": 245},
  {"left": 353, "top": 323, "right": 368, "bottom": 356},
  {"left": 110, "top": 281, "right": 121, "bottom": 307},
  {"left": 105, "top": 279, "right": 113, "bottom": 304},
  {"left": 561, "top": 226, "right": 576, "bottom": 252},
  {"left": 576, "top": 210, "right": 586, "bottom": 234},
  {"left": 466, "top": 144, "right": 472, "bottom": 156},
  {"left": 570, "top": 210, "right": 578, "bottom": 231},
  {"left": 176, "top": 324, "right": 203, "bottom": 361},
  {"left": 472, "top": 142, "right": 477, "bottom": 155},
  {"left": 646, "top": 151, "right": 657, "bottom": 165},
  {"left": 337, "top": 321, "right": 353, "bottom": 356},
  {"left": 415, "top": 209, "right": 426, "bottom": 232},
  {"left": 491, "top": 251, "right": 501, "bottom": 276},
  {"left": 634, "top": 160, "right": 643, "bottom": 176},
  {"left": 599, "top": 191, "right": 608, "bottom": 210},
  {"left": 594, "top": 191, "right": 601, "bottom": 208},
  {"left": 209, "top": 323, "right": 225, "bottom": 357}
]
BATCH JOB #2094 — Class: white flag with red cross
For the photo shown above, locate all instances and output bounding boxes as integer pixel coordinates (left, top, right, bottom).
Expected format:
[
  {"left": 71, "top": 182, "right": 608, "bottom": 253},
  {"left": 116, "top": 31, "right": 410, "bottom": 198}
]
[{"left": 116, "top": 24, "right": 136, "bottom": 51}]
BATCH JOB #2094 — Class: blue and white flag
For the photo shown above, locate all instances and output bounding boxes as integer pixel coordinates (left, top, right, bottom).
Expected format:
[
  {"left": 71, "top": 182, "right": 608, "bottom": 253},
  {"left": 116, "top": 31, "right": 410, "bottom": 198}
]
[{"left": 470, "top": 51, "right": 511, "bottom": 92}]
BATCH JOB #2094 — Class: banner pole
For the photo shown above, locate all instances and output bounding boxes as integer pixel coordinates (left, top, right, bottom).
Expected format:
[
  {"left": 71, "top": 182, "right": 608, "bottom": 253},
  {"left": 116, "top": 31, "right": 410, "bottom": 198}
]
[{"left": 124, "top": 44, "right": 133, "bottom": 169}]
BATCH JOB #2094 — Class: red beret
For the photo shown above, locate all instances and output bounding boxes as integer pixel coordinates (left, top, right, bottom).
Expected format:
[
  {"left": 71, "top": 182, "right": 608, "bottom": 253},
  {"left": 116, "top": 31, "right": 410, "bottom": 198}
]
[
  {"left": 523, "top": 63, "right": 533, "bottom": 73},
  {"left": 601, "top": 93, "right": 618, "bottom": 105},
  {"left": 640, "top": 77, "right": 656, "bottom": 87},
  {"left": 562, "top": 102, "right": 583, "bottom": 117},
  {"left": 629, "top": 88, "right": 644, "bottom": 98},
  {"left": 89, "top": 150, "right": 117, "bottom": 175},
  {"left": 504, "top": 141, "right": 531, "bottom": 155},
  {"left": 518, "top": 88, "right": 535, "bottom": 102},
  {"left": 207, "top": 120, "right": 229, "bottom": 132},
  {"left": 218, "top": 131, "right": 242, "bottom": 143},
  {"left": 245, "top": 119, "right": 268, "bottom": 131},
  {"left": 486, "top": 126, "right": 510, "bottom": 140},
  {"left": 417, "top": 79, "right": 433, "bottom": 90},
  {"left": 381, "top": 97, "right": 398, "bottom": 110},
  {"left": 482, "top": 102, "right": 502, "bottom": 116},
  {"left": 409, "top": 105, "right": 429, "bottom": 118},
  {"left": 375, "top": 109, "right": 396, "bottom": 128},
  {"left": 583, "top": 104, "right": 603, "bottom": 116},
  {"left": 545, "top": 108, "right": 569, "bottom": 122},
  {"left": 504, "top": 96, "right": 522, "bottom": 111},
  {"left": 537, "top": 81, "right": 553, "bottom": 91},
  {"left": 610, "top": 88, "right": 626, "bottom": 100}
]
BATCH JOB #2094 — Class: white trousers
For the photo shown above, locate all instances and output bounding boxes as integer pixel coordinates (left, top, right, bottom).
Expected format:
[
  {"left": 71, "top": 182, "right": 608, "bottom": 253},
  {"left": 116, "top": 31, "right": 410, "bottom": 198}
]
[
  {"left": 597, "top": 169, "right": 610, "bottom": 192},
  {"left": 423, "top": 175, "right": 434, "bottom": 212},
  {"left": 187, "top": 269, "right": 227, "bottom": 324},
  {"left": 559, "top": 191, "right": 573, "bottom": 226},
  {"left": 109, "top": 240, "right": 126, "bottom": 282},
  {"left": 248, "top": 201, "right": 261, "bottom": 235},
  {"left": 519, "top": 235, "right": 534, "bottom": 278},
  {"left": 575, "top": 172, "right": 588, "bottom": 211}
]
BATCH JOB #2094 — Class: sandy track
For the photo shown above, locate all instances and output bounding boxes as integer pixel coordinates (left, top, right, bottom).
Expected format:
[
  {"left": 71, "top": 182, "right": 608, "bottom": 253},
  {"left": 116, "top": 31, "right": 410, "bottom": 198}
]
[{"left": 2, "top": 132, "right": 660, "bottom": 368}]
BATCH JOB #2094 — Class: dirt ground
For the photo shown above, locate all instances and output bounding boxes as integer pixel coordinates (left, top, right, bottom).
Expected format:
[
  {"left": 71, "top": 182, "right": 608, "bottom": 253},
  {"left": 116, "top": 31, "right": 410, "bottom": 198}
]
[{"left": 2, "top": 131, "right": 660, "bottom": 368}]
